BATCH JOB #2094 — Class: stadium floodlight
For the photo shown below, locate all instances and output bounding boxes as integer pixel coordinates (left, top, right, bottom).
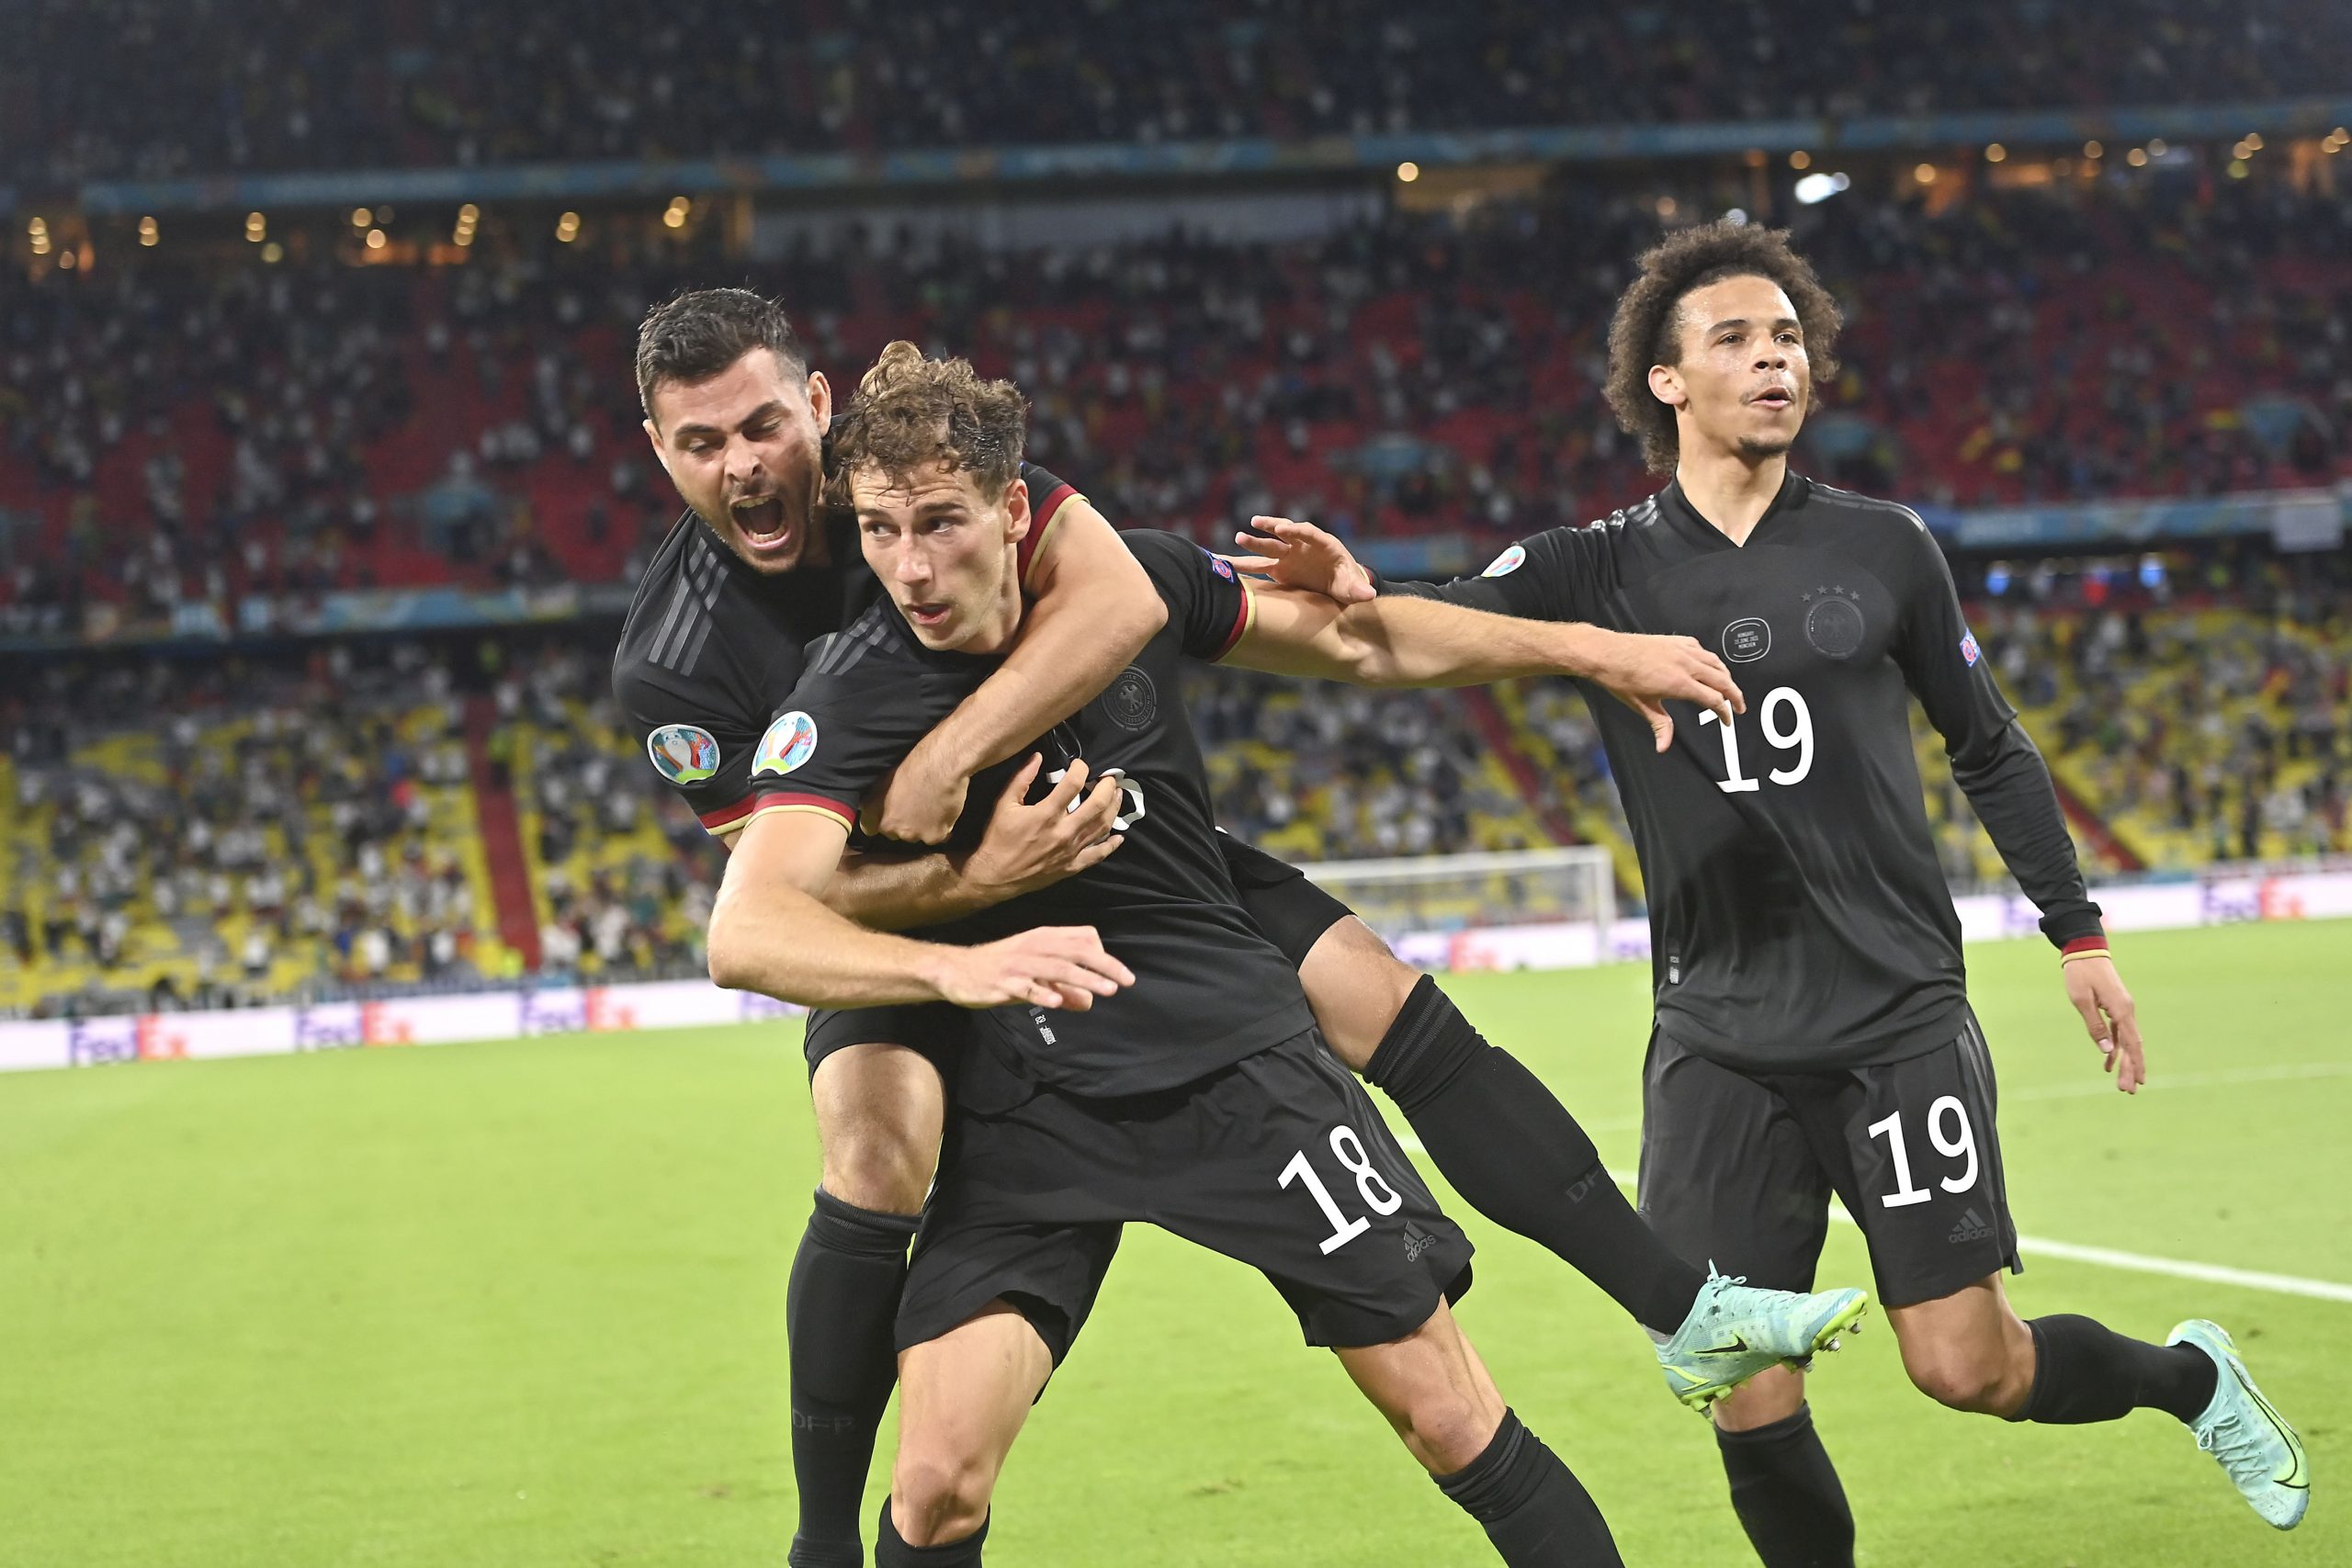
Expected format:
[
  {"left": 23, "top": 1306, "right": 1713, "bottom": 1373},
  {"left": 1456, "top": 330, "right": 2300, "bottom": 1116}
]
[{"left": 1793, "top": 172, "right": 1850, "bottom": 205}]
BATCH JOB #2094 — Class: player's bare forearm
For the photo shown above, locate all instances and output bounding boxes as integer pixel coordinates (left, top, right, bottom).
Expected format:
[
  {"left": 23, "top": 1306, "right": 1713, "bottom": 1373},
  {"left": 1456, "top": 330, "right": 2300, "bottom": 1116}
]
[
  {"left": 707, "top": 820, "right": 967, "bottom": 1006},
  {"left": 820, "top": 848, "right": 996, "bottom": 932},
  {"left": 931, "top": 501, "right": 1163, "bottom": 773},
  {"left": 1228, "top": 590, "right": 1741, "bottom": 723},
  {"left": 837, "top": 758, "right": 1127, "bottom": 929}
]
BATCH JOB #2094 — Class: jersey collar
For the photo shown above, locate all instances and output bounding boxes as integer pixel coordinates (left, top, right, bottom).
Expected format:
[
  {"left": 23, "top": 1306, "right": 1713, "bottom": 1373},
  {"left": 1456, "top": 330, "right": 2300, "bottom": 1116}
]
[{"left": 1661, "top": 468, "right": 1809, "bottom": 551}]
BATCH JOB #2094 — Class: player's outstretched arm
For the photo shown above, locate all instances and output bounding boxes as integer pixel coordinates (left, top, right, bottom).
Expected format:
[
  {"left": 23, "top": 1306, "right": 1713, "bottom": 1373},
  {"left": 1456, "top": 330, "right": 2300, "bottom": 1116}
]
[
  {"left": 1223, "top": 581, "right": 1742, "bottom": 730},
  {"left": 707, "top": 806, "right": 1134, "bottom": 1010},
  {"left": 1228, "top": 514, "right": 1740, "bottom": 748},
  {"left": 865, "top": 496, "right": 1166, "bottom": 844},
  {"left": 822, "top": 756, "right": 1126, "bottom": 931}
]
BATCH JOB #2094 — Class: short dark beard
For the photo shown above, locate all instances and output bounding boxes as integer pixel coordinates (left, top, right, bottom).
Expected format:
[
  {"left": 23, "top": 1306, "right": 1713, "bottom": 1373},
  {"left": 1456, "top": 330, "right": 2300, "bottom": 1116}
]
[{"left": 1736, "top": 436, "right": 1794, "bottom": 463}]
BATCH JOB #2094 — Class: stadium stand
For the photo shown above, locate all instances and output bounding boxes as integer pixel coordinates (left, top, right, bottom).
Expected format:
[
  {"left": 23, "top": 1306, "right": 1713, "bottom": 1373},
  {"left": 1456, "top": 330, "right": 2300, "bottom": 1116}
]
[
  {"left": 13, "top": 1, "right": 2351, "bottom": 180},
  {"left": 2, "top": 641, "right": 516, "bottom": 1017},
  {"left": 6, "top": 175, "right": 2350, "bottom": 626}
]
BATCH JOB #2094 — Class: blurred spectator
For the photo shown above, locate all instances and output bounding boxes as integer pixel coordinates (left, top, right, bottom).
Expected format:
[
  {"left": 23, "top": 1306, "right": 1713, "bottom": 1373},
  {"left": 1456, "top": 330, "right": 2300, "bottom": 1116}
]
[
  {"left": 12, "top": 2, "right": 2349, "bottom": 181},
  {"left": 6, "top": 171, "right": 2349, "bottom": 629}
]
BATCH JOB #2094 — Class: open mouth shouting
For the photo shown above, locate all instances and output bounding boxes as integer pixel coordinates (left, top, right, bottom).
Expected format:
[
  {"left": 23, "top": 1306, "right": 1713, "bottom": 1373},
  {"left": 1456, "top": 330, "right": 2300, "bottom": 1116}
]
[
  {"left": 901, "top": 600, "right": 953, "bottom": 631},
  {"left": 728, "top": 491, "right": 794, "bottom": 556}
]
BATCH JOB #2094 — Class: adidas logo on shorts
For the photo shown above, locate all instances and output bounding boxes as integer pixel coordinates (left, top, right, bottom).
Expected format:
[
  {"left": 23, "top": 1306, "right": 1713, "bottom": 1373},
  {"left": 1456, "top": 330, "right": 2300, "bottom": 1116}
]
[
  {"left": 1401, "top": 1221, "right": 1437, "bottom": 1262},
  {"left": 1948, "top": 1206, "right": 1995, "bottom": 1245}
]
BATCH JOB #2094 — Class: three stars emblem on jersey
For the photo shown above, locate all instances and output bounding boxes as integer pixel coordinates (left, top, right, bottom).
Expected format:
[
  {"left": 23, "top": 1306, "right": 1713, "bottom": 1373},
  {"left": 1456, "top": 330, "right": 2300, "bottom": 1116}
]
[
  {"left": 645, "top": 724, "right": 720, "bottom": 784},
  {"left": 752, "top": 710, "right": 820, "bottom": 777},
  {"left": 1801, "top": 585, "right": 1866, "bottom": 660}
]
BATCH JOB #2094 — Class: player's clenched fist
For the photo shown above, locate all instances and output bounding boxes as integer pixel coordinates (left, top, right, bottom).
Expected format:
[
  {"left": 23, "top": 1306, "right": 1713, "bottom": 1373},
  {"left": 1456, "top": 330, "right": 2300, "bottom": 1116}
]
[{"left": 935, "top": 926, "right": 1136, "bottom": 1010}]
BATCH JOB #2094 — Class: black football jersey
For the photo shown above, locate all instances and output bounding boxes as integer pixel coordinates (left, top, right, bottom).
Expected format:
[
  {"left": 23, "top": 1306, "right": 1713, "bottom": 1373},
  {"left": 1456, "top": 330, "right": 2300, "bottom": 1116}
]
[
  {"left": 755, "top": 528, "right": 1313, "bottom": 1098},
  {"left": 1382, "top": 473, "right": 2104, "bottom": 1072},
  {"left": 611, "top": 465, "right": 1079, "bottom": 838}
]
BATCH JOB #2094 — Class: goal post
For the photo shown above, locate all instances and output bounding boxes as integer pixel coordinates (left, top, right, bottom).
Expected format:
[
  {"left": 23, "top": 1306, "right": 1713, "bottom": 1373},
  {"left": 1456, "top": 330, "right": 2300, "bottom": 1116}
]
[{"left": 1299, "top": 845, "right": 1622, "bottom": 972}]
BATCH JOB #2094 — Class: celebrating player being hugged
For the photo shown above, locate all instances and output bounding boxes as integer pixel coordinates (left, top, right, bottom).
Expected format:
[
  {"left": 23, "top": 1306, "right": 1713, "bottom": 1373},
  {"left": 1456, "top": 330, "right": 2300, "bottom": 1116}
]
[
  {"left": 701, "top": 342, "right": 1899, "bottom": 1566},
  {"left": 1248, "top": 220, "right": 2310, "bottom": 1560}
]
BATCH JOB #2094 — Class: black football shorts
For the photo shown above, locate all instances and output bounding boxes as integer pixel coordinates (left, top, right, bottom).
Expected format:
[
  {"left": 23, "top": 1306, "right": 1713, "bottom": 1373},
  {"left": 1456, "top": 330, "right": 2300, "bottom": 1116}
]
[
  {"left": 801, "top": 1001, "right": 969, "bottom": 1083},
  {"left": 1219, "top": 832, "right": 1354, "bottom": 969},
  {"left": 897, "top": 1028, "right": 1473, "bottom": 1365},
  {"left": 1636, "top": 1008, "right": 2020, "bottom": 1309}
]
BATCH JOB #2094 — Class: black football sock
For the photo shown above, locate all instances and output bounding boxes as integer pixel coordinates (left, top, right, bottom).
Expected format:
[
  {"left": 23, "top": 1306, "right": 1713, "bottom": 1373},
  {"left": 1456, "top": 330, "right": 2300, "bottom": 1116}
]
[
  {"left": 1364, "top": 975, "right": 1706, "bottom": 1335},
  {"left": 876, "top": 1498, "right": 989, "bottom": 1567},
  {"left": 1714, "top": 1404, "right": 1855, "bottom": 1568},
  {"left": 1435, "top": 1408, "right": 1624, "bottom": 1566},
  {"left": 2012, "top": 1314, "right": 2219, "bottom": 1425},
  {"left": 786, "top": 1189, "right": 922, "bottom": 1568}
]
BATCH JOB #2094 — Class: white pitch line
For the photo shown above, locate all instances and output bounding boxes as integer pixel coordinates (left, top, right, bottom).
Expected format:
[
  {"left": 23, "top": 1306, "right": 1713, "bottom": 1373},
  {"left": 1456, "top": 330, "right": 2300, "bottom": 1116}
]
[
  {"left": 1554, "top": 1061, "right": 2352, "bottom": 1135},
  {"left": 2002, "top": 1059, "right": 2352, "bottom": 1104},
  {"left": 1391, "top": 1136, "right": 2352, "bottom": 1304}
]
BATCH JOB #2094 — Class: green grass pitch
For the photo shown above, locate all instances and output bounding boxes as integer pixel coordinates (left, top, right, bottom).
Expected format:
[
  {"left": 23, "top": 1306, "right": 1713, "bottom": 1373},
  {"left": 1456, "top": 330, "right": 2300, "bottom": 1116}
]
[{"left": 3, "top": 921, "right": 2345, "bottom": 1566}]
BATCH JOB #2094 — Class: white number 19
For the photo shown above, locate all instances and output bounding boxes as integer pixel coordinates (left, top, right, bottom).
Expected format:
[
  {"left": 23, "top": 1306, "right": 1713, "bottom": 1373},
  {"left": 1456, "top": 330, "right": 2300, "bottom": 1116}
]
[
  {"left": 1867, "top": 1095, "right": 1981, "bottom": 1208},
  {"left": 1699, "top": 685, "right": 1814, "bottom": 792}
]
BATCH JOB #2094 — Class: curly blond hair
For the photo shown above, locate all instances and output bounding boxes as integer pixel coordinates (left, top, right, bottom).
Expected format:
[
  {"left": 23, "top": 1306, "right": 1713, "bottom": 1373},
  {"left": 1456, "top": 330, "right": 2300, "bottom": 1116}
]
[{"left": 830, "top": 341, "right": 1026, "bottom": 500}]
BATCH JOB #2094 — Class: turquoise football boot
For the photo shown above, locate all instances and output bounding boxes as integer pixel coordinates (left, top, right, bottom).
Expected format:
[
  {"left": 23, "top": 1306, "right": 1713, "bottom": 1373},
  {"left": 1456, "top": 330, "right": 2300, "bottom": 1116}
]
[
  {"left": 2171, "top": 1319, "right": 2309, "bottom": 1529},
  {"left": 1656, "top": 1270, "right": 1870, "bottom": 1411}
]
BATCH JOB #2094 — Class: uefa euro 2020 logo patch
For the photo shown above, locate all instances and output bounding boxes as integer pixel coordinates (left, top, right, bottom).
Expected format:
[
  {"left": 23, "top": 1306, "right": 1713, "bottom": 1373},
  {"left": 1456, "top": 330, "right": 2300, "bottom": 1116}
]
[
  {"left": 1960, "top": 630, "right": 1982, "bottom": 667},
  {"left": 1483, "top": 544, "right": 1527, "bottom": 578},
  {"left": 645, "top": 724, "right": 720, "bottom": 784},
  {"left": 752, "top": 710, "right": 820, "bottom": 777}
]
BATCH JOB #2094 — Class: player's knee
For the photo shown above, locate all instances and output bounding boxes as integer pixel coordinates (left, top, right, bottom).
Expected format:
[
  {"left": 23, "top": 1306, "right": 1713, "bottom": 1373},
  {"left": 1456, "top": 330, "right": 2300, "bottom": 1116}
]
[
  {"left": 1394, "top": 1387, "right": 1503, "bottom": 1475},
  {"left": 1903, "top": 1345, "right": 2012, "bottom": 1414},
  {"left": 820, "top": 1130, "right": 936, "bottom": 1214},
  {"left": 890, "top": 1444, "right": 995, "bottom": 1546}
]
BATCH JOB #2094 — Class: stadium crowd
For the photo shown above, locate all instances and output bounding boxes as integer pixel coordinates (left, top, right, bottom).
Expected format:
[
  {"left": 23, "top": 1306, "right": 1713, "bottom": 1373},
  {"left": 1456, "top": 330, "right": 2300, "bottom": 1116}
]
[
  {"left": 10, "top": 557, "right": 2345, "bottom": 1021},
  {"left": 13, "top": 0, "right": 2348, "bottom": 181},
  {"left": 6, "top": 171, "right": 2351, "bottom": 630}
]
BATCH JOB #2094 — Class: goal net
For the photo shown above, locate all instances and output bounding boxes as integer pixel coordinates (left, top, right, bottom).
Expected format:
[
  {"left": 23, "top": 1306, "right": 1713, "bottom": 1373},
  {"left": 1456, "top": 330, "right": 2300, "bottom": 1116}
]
[{"left": 1299, "top": 845, "right": 1621, "bottom": 972}]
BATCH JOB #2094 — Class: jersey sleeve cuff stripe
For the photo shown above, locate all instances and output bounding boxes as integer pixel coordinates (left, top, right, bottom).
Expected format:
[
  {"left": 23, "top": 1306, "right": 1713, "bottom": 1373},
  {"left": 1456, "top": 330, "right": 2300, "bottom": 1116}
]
[
  {"left": 748, "top": 792, "right": 857, "bottom": 829},
  {"left": 1212, "top": 581, "right": 1257, "bottom": 661},
  {"left": 2059, "top": 934, "right": 2110, "bottom": 956},
  {"left": 697, "top": 795, "right": 758, "bottom": 832},
  {"left": 1017, "top": 482, "right": 1080, "bottom": 589}
]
